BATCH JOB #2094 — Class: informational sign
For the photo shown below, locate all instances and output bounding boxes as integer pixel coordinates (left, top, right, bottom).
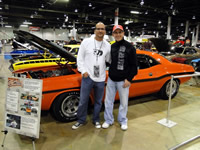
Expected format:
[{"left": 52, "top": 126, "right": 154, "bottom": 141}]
[{"left": 4, "top": 77, "right": 42, "bottom": 139}]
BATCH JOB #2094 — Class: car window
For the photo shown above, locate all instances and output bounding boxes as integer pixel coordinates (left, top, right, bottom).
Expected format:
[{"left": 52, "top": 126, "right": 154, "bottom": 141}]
[
  {"left": 137, "top": 54, "right": 159, "bottom": 69},
  {"left": 175, "top": 47, "right": 184, "bottom": 54},
  {"left": 184, "top": 48, "right": 197, "bottom": 54}
]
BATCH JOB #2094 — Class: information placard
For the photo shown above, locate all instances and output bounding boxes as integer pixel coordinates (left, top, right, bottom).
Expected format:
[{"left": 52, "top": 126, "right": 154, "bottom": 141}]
[{"left": 4, "top": 77, "right": 42, "bottom": 139}]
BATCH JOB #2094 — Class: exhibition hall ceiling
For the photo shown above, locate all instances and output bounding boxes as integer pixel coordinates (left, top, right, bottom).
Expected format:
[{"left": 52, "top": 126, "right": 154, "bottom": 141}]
[{"left": 0, "top": 0, "right": 200, "bottom": 37}]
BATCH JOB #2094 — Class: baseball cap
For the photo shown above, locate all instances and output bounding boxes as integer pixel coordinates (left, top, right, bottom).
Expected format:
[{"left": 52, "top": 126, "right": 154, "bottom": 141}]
[{"left": 112, "top": 25, "right": 124, "bottom": 32}]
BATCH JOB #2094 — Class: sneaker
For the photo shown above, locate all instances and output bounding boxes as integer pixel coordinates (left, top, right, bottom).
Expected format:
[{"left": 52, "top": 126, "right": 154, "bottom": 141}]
[
  {"left": 72, "top": 122, "right": 83, "bottom": 130},
  {"left": 121, "top": 124, "right": 128, "bottom": 131},
  {"left": 102, "top": 122, "right": 112, "bottom": 129},
  {"left": 94, "top": 122, "right": 101, "bottom": 129}
]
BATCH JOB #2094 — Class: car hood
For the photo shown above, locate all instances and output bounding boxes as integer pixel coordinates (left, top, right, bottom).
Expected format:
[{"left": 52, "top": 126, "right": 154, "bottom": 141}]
[
  {"left": 13, "top": 30, "right": 76, "bottom": 62},
  {"left": 149, "top": 38, "right": 170, "bottom": 52}
]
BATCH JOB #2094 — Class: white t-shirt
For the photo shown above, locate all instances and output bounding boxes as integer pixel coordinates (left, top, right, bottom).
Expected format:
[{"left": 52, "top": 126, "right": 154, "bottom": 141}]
[{"left": 77, "top": 37, "right": 111, "bottom": 82}]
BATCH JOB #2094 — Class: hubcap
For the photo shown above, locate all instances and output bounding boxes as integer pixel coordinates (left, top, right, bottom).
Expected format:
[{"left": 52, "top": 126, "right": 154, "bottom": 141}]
[{"left": 61, "top": 95, "right": 79, "bottom": 117}]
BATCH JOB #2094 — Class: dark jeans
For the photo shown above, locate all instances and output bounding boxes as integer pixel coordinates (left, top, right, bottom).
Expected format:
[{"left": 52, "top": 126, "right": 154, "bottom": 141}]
[{"left": 77, "top": 76, "right": 105, "bottom": 124}]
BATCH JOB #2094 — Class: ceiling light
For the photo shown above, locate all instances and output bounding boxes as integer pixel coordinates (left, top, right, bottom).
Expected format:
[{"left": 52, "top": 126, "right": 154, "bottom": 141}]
[
  {"left": 181, "top": 23, "right": 184, "bottom": 26},
  {"left": 46, "top": 22, "right": 48, "bottom": 24},
  {"left": 145, "top": 11, "right": 148, "bottom": 15},
  {"left": 144, "top": 23, "right": 147, "bottom": 26},
  {"left": 23, "top": 21, "right": 32, "bottom": 25},
  {"left": 57, "top": 18, "right": 60, "bottom": 20},
  {"left": 65, "top": 16, "right": 68, "bottom": 22},
  {"left": 140, "top": 0, "right": 144, "bottom": 6},
  {"left": 158, "top": 20, "right": 162, "bottom": 24},
  {"left": 0, "top": 7, "right": 2, "bottom": 10},
  {"left": 130, "top": 11, "right": 140, "bottom": 14},
  {"left": 99, "top": 12, "right": 102, "bottom": 15},
  {"left": 75, "top": 9, "right": 78, "bottom": 13},
  {"left": 192, "top": 15, "right": 196, "bottom": 19},
  {"left": 41, "top": 4, "right": 44, "bottom": 8},
  {"left": 5, "top": 25, "right": 12, "bottom": 28},
  {"left": 125, "top": 20, "right": 133, "bottom": 25},
  {"left": 20, "top": 24, "right": 28, "bottom": 27},
  {"left": 89, "top": 3, "right": 92, "bottom": 7},
  {"left": 126, "top": 26, "right": 128, "bottom": 29}
]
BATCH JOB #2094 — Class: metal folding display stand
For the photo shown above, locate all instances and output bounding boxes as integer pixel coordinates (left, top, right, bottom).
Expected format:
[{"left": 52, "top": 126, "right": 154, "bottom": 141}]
[
  {"left": 157, "top": 72, "right": 200, "bottom": 150},
  {"left": 1, "top": 130, "right": 36, "bottom": 150}
]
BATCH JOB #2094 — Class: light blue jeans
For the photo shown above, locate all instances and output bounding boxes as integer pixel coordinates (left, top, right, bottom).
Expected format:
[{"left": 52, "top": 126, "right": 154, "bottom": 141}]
[{"left": 104, "top": 77, "right": 129, "bottom": 125}]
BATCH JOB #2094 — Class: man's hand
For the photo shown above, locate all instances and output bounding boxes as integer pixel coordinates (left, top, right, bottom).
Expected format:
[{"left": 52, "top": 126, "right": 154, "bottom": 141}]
[
  {"left": 123, "top": 79, "right": 131, "bottom": 88},
  {"left": 83, "top": 72, "right": 89, "bottom": 78}
]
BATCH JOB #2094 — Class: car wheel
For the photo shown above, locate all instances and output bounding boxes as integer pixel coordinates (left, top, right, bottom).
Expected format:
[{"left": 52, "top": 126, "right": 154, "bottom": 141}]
[
  {"left": 51, "top": 91, "right": 80, "bottom": 122},
  {"left": 158, "top": 79, "right": 180, "bottom": 100}
]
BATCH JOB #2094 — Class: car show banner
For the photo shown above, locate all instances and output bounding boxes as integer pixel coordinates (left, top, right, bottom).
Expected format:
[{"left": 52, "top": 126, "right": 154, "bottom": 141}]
[{"left": 4, "top": 77, "right": 42, "bottom": 139}]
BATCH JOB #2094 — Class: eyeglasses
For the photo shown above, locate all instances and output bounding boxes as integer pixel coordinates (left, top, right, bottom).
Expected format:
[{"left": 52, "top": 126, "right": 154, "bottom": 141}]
[{"left": 95, "top": 28, "right": 105, "bottom": 31}]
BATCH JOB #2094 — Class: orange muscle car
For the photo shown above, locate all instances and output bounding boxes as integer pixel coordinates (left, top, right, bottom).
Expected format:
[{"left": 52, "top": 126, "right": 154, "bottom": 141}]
[{"left": 13, "top": 30, "right": 195, "bottom": 122}]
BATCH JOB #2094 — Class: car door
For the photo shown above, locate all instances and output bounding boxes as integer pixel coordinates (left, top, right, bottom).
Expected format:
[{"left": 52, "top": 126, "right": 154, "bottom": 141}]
[{"left": 129, "top": 54, "right": 162, "bottom": 97}]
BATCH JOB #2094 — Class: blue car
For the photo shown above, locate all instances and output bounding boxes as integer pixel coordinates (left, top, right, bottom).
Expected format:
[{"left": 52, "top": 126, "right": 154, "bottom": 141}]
[
  {"left": 10, "top": 49, "right": 44, "bottom": 58},
  {"left": 191, "top": 58, "right": 200, "bottom": 71}
]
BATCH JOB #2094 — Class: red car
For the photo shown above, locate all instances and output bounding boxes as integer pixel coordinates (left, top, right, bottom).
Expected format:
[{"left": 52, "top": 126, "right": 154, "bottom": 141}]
[{"left": 13, "top": 30, "right": 195, "bottom": 122}]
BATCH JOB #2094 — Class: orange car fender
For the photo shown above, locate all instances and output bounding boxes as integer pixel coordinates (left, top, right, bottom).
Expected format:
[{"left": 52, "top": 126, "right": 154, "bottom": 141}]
[{"left": 42, "top": 89, "right": 95, "bottom": 110}]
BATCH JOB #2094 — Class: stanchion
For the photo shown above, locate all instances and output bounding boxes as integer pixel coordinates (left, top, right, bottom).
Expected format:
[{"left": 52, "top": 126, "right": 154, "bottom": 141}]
[
  {"left": 156, "top": 72, "right": 200, "bottom": 149},
  {"left": 157, "top": 75, "right": 177, "bottom": 128},
  {"left": 1, "top": 130, "right": 8, "bottom": 147}
]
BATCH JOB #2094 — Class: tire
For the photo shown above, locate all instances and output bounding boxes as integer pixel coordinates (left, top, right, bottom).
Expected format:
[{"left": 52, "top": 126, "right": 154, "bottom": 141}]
[
  {"left": 51, "top": 91, "right": 80, "bottom": 122},
  {"left": 158, "top": 79, "right": 180, "bottom": 100}
]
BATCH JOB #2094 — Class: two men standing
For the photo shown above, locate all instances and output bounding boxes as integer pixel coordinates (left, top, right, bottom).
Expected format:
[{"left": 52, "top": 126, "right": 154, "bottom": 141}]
[{"left": 72, "top": 23, "right": 137, "bottom": 131}]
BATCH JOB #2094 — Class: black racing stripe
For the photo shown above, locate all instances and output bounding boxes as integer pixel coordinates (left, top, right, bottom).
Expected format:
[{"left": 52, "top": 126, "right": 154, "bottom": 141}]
[
  {"left": 43, "top": 71, "right": 194, "bottom": 94},
  {"left": 131, "top": 71, "right": 194, "bottom": 83},
  {"left": 43, "top": 87, "right": 80, "bottom": 94}
]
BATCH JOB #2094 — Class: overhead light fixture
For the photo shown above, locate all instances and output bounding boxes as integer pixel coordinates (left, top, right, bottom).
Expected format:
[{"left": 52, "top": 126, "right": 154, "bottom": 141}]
[
  {"left": 41, "top": 4, "right": 44, "bottom": 8},
  {"left": 145, "top": 11, "right": 148, "bottom": 15},
  {"left": 140, "top": 0, "right": 144, "bottom": 6},
  {"left": 125, "top": 20, "right": 133, "bottom": 25},
  {"left": 75, "top": 9, "right": 78, "bottom": 13},
  {"left": 0, "top": 7, "right": 2, "bottom": 10},
  {"left": 46, "top": 22, "right": 48, "bottom": 24},
  {"left": 192, "top": 15, "right": 196, "bottom": 19},
  {"left": 20, "top": 24, "right": 28, "bottom": 27},
  {"left": 181, "top": 23, "right": 184, "bottom": 26},
  {"left": 99, "top": 12, "right": 102, "bottom": 15},
  {"left": 144, "top": 23, "right": 147, "bottom": 26},
  {"left": 89, "top": 3, "right": 92, "bottom": 7},
  {"left": 5, "top": 25, "right": 12, "bottom": 28},
  {"left": 130, "top": 11, "right": 140, "bottom": 14},
  {"left": 158, "top": 20, "right": 162, "bottom": 24},
  {"left": 23, "top": 21, "right": 32, "bottom": 25},
  {"left": 65, "top": 16, "right": 68, "bottom": 22}
]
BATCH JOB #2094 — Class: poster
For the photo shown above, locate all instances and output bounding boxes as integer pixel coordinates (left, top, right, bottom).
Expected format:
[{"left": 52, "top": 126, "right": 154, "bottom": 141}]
[{"left": 4, "top": 77, "right": 42, "bottom": 139}]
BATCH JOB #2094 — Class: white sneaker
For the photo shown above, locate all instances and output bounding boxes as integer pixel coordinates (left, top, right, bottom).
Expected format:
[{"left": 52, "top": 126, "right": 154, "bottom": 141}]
[
  {"left": 121, "top": 124, "right": 128, "bottom": 131},
  {"left": 102, "top": 122, "right": 112, "bottom": 129},
  {"left": 94, "top": 122, "right": 101, "bottom": 129}
]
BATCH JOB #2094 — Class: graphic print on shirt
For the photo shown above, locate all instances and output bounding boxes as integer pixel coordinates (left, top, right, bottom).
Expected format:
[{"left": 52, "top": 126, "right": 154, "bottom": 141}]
[{"left": 117, "top": 46, "right": 125, "bottom": 70}]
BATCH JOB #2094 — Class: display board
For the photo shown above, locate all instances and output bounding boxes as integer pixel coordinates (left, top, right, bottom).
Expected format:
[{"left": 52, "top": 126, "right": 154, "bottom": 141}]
[{"left": 4, "top": 77, "right": 43, "bottom": 139}]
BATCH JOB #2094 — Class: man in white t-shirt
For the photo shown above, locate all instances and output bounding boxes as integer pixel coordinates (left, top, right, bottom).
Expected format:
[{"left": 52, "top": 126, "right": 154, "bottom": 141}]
[{"left": 72, "top": 22, "right": 111, "bottom": 129}]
